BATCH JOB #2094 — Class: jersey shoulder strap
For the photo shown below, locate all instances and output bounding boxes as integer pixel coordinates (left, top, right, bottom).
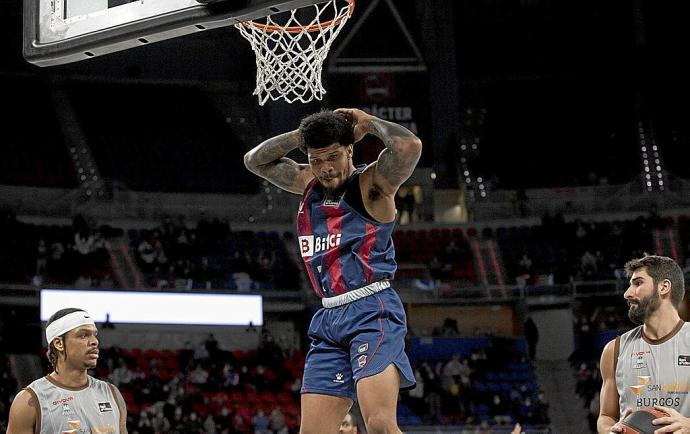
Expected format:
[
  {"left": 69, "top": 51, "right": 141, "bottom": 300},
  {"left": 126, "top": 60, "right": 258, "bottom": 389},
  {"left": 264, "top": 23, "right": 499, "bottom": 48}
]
[{"left": 613, "top": 335, "right": 621, "bottom": 372}]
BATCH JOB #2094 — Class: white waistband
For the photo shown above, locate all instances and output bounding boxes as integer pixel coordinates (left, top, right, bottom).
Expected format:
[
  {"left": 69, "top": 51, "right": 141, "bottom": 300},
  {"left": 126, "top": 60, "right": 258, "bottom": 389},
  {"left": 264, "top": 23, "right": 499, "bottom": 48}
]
[{"left": 321, "top": 280, "right": 391, "bottom": 308}]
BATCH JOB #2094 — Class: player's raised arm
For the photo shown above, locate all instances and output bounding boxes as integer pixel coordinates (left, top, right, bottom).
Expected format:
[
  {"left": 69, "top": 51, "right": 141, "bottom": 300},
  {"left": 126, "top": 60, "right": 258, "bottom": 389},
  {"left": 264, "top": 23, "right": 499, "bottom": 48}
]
[
  {"left": 335, "top": 108, "right": 422, "bottom": 195},
  {"left": 244, "top": 130, "right": 314, "bottom": 195}
]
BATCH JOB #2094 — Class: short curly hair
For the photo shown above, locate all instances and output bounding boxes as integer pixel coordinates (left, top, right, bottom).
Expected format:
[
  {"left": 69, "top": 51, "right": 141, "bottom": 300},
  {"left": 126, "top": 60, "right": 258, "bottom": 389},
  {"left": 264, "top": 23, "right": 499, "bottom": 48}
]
[
  {"left": 298, "top": 110, "right": 354, "bottom": 155},
  {"left": 624, "top": 255, "right": 685, "bottom": 308}
]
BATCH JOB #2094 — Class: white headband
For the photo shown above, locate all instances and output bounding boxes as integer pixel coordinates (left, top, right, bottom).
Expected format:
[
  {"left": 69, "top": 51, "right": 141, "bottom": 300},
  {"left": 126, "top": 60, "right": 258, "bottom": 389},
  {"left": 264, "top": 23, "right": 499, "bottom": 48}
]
[{"left": 46, "top": 311, "right": 96, "bottom": 344}]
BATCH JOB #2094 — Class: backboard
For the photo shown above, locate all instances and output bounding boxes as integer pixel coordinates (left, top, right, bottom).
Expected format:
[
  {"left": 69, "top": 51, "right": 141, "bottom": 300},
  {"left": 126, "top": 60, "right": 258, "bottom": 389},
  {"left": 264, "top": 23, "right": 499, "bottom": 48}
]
[{"left": 23, "top": 0, "right": 328, "bottom": 67}]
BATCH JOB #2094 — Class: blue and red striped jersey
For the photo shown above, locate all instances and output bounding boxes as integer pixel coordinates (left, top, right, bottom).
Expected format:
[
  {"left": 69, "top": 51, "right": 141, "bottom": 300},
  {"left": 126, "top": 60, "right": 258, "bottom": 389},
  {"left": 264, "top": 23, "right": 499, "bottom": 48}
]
[{"left": 296, "top": 166, "right": 397, "bottom": 297}]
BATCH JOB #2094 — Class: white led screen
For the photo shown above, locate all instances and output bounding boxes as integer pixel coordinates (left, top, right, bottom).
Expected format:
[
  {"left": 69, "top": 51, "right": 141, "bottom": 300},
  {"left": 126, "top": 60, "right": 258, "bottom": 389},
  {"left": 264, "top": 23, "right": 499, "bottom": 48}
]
[{"left": 40, "top": 289, "right": 263, "bottom": 326}]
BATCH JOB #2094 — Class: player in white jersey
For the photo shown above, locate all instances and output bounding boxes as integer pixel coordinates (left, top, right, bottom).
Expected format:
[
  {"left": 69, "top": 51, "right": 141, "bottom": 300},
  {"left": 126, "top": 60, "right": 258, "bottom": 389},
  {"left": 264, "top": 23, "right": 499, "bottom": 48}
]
[
  {"left": 597, "top": 255, "right": 690, "bottom": 434},
  {"left": 7, "top": 308, "right": 127, "bottom": 434}
]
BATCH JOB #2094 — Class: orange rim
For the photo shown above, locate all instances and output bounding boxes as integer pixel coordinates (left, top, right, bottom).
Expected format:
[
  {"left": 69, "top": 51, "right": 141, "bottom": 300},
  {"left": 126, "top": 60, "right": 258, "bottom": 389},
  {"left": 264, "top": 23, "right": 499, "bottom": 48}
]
[{"left": 239, "top": 0, "right": 355, "bottom": 34}]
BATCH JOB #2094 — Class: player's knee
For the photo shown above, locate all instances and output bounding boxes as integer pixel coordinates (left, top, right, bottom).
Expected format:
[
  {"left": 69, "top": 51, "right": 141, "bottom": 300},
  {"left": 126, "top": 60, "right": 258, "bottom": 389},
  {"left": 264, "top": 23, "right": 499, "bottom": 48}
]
[{"left": 364, "top": 412, "right": 398, "bottom": 434}]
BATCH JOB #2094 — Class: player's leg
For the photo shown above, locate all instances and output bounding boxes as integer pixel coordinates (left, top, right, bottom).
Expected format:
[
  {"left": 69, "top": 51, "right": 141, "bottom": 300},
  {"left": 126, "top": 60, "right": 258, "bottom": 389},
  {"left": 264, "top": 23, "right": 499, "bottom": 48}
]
[
  {"left": 300, "top": 393, "right": 353, "bottom": 434},
  {"left": 356, "top": 363, "right": 402, "bottom": 434},
  {"left": 349, "top": 289, "right": 416, "bottom": 434},
  {"left": 300, "top": 308, "right": 356, "bottom": 433}
]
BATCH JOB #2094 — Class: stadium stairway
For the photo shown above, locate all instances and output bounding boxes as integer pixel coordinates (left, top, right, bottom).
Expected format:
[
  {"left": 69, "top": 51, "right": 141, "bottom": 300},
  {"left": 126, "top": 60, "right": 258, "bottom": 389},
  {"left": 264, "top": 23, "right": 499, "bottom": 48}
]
[
  {"left": 107, "top": 237, "right": 146, "bottom": 289},
  {"left": 534, "top": 360, "right": 590, "bottom": 433},
  {"left": 653, "top": 227, "right": 684, "bottom": 264}
]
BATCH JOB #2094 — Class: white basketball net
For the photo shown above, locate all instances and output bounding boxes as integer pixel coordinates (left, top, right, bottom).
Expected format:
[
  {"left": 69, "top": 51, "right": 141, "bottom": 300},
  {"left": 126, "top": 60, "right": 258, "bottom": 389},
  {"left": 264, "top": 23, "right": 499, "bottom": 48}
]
[{"left": 235, "top": 0, "right": 354, "bottom": 105}]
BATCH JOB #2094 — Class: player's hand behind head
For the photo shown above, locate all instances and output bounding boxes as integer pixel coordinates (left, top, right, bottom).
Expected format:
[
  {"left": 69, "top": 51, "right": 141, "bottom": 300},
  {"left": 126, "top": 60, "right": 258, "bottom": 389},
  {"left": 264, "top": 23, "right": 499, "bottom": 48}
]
[{"left": 335, "top": 108, "right": 371, "bottom": 143}]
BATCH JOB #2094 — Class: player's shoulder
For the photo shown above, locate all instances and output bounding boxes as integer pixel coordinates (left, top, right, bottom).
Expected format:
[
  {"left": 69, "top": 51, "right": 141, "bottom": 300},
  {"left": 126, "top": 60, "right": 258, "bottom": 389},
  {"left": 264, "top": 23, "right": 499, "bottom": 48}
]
[
  {"left": 89, "top": 375, "right": 113, "bottom": 389},
  {"left": 10, "top": 387, "right": 38, "bottom": 411},
  {"left": 359, "top": 162, "right": 395, "bottom": 199},
  {"left": 601, "top": 338, "right": 617, "bottom": 358},
  {"left": 25, "top": 375, "right": 49, "bottom": 391},
  {"left": 618, "top": 325, "right": 643, "bottom": 342},
  {"left": 12, "top": 388, "right": 32, "bottom": 404}
]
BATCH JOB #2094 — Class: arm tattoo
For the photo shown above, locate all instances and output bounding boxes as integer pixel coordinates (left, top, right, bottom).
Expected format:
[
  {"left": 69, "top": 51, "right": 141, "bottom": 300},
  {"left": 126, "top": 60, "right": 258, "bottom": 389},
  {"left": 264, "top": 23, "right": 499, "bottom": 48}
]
[
  {"left": 248, "top": 131, "right": 301, "bottom": 167},
  {"left": 27, "top": 397, "right": 36, "bottom": 408},
  {"left": 367, "top": 119, "right": 422, "bottom": 188},
  {"left": 244, "top": 130, "right": 307, "bottom": 194}
]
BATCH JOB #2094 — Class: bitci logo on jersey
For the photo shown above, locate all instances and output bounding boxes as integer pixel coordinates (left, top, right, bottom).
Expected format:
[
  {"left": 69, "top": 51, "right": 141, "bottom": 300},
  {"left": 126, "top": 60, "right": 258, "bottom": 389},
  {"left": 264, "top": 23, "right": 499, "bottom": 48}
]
[{"left": 299, "top": 233, "right": 342, "bottom": 258}]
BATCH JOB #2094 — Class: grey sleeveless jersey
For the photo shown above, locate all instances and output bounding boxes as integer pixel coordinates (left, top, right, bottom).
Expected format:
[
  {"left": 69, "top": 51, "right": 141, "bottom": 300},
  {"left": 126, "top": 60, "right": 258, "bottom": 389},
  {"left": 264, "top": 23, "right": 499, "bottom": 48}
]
[
  {"left": 26, "top": 375, "right": 121, "bottom": 434},
  {"left": 616, "top": 321, "right": 690, "bottom": 415}
]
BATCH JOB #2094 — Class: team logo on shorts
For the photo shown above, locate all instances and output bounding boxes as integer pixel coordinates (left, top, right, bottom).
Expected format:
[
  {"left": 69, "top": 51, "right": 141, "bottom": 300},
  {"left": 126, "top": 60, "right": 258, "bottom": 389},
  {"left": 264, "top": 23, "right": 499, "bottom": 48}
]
[
  {"left": 358, "top": 355, "right": 367, "bottom": 368},
  {"left": 98, "top": 402, "right": 113, "bottom": 412},
  {"left": 333, "top": 373, "right": 345, "bottom": 383},
  {"left": 358, "top": 343, "right": 368, "bottom": 353}
]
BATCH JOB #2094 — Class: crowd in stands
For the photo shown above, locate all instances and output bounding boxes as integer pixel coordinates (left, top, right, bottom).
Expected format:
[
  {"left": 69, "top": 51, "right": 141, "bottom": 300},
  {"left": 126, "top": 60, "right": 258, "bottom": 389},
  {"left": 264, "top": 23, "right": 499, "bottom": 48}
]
[
  {"left": 0, "top": 208, "right": 114, "bottom": 288},
  {"left": 391, "top": 211, "right": 677, "bottom": 295},
  {"left": 0, "top": 327, "right": 548, "bottom": 433},
  {"left": 3, "top": 200, "right": 688, "bottom": 298},
  {"left": 569, "top": 298, "right": 631, "bottom": 433},
  {"left": 402, "top": 336, "right": 549, "bottom": 430},
  {"left": 129, "top": 215, "right": 301, "bottom": 291},
  {"left": 73, "top": 330, "right": 302, "bottom": 434},
  {"left": 0, "top": 207, "right": 303, "bottom": 292}
]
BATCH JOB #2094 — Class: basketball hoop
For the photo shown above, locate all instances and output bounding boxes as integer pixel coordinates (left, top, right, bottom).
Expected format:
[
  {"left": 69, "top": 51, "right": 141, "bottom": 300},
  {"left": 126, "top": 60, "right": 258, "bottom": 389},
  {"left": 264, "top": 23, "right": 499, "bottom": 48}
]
[{"left": 235, "top": 0, "right": 355, "bottom": 105}]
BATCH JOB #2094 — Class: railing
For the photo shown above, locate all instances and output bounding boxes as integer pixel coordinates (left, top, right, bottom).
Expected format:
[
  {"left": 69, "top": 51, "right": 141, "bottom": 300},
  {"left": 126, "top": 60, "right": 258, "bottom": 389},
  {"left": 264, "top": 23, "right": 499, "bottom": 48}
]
[
  {"left": 471, "top": 175, "right": 690, "bottom": 220},
  {"left": 394, "top": 278, "right": 624, "bottom": 304},
  {"left": 400, "top": 426, "right": 551, "bottom": 434},
  {"left": 9, "top": 275, "right": 690, "bottom": 305}
]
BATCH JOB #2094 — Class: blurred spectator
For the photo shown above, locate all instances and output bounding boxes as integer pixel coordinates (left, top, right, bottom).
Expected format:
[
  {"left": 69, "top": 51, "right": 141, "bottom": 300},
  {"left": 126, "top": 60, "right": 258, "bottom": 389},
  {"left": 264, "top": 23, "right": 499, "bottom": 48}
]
[
  {"left": 524, "top": 317, "right": 539, "bottom": 361},
  {"left": 270, "top": 409, "right": 288, "bottom": 434},
  {"left": 252, "top": 409, "right": 270, "bottom": 434}
]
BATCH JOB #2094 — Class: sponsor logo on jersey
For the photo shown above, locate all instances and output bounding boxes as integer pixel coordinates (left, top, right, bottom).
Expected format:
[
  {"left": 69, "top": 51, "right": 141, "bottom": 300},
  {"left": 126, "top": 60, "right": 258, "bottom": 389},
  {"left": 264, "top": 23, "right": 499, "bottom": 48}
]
[
  {"left": 62, "top": 420, "right": 114, "bottom": 434},
  {"left": 299, "top": 233, "right": 342, "bottom": 258},
  {"left": 62, "top": 403, "right": 75, "bottom": 416},
  {"left": 61, "top": 419, "right": 81, "bottom": 433},
  {"left": 323, "top": 197, "right": 342, "bottom": 208},
  {"left": 358, "top": 343, "right": 368, "bottom": 353},
  {"left": 98, "top": 402, "right": 113, "bottom": 412},
  {"left": 636, "top": 397, "right": 682, "bottom": 408},
  {"left": 633, "top": 355, "right": 648, "bottom": 369},
  {"left": 630, "top": 350, "right": 651, "bottom": 357},
  {"left": 53, "top": 396, "right": 74, "bottom": 406},
  {"left": 357, "top": 355, "right": 367, "bottom": 368},
  {"left": 629, "top": 373, "right": 690, "bottom": 409},
  {"left": 679, "top": 355, "right": 690, "bottom": 366}
]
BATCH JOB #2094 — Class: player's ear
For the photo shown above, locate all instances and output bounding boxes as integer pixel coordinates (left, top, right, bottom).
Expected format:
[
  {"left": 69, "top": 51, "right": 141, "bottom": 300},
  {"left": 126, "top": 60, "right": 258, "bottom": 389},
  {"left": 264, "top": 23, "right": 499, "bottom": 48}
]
[
  {"left": 53, "top": 337, "right": 64, "bottom": 351},
  {"left": 659, "top": 278, "right": 672, "bottom": 297}
]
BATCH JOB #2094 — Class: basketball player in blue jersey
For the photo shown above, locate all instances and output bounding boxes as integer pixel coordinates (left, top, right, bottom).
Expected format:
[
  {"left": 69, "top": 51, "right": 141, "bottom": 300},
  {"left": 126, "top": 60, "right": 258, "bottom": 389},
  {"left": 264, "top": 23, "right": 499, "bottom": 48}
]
[{"left": 245, "top": 108, "right": 421, "bottom": 434}]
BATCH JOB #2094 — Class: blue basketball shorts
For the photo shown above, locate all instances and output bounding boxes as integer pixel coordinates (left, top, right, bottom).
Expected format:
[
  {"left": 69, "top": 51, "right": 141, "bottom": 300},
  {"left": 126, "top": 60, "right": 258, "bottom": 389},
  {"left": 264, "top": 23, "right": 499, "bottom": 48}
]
[{"left": 300, "top": 287, "right": 416, "bottom": 401}]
